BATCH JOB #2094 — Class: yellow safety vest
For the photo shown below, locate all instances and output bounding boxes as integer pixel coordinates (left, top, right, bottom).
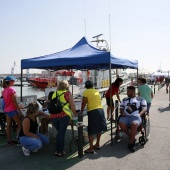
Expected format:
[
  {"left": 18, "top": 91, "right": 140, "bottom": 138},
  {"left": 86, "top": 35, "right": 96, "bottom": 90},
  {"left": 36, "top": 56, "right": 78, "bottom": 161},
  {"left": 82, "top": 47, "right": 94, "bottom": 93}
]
[{"left": 52, "top": 90, "right": 73, "bottom": 120}]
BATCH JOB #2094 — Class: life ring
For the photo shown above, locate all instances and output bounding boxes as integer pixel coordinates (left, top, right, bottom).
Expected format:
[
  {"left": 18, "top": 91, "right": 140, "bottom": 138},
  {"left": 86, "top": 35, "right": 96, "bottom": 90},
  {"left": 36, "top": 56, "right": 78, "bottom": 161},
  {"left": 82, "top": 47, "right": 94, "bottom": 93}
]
[{"left": 77, "top": 78, "right": 83, "bottom": 84}]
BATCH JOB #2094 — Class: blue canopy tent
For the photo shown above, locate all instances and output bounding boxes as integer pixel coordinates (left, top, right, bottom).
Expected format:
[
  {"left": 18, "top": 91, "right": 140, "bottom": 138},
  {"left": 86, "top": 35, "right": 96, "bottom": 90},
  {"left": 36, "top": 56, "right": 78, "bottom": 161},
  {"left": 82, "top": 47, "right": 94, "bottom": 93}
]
[
  {"left": 21, "top": 37, "right": 138, "bottom": 149},
  {"left": 21, "top": 37, "right": 138, "bottom": 70}
]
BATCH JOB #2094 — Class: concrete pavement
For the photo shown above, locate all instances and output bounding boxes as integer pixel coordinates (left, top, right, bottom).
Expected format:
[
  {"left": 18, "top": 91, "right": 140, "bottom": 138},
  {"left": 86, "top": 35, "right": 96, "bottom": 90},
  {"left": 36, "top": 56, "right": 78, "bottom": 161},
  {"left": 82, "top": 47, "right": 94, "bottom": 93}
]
[{"left": 0, "top": 85, "right": 170, "bottom": 170}]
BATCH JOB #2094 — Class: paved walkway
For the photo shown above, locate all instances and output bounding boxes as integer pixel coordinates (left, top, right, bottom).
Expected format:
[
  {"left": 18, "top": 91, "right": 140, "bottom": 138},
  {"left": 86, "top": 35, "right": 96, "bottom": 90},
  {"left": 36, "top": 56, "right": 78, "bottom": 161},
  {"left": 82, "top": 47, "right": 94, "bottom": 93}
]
[{"left": 0, "top": 85, "right": 170, "bottom": 170}]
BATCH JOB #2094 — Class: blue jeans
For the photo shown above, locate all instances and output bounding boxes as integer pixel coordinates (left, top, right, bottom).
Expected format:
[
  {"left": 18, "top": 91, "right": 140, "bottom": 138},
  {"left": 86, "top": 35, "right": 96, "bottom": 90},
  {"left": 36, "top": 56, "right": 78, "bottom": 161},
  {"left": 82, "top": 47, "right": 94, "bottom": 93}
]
[
  {"left": 147, "top": 103, "right": 151, "bottom": 113},
  {"left": 51, "top": 116, "right": 70, "bottom": 153},
  {"left": 19, "top": 133, "right": 49, "bottom": 151}
]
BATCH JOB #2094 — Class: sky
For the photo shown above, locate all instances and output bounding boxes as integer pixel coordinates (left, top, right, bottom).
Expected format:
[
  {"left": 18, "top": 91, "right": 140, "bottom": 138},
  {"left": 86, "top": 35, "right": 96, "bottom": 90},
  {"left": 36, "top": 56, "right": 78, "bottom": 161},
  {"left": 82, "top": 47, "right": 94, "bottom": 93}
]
[{"left": 0, "top": 0, "right": 170, "bottom": 74}]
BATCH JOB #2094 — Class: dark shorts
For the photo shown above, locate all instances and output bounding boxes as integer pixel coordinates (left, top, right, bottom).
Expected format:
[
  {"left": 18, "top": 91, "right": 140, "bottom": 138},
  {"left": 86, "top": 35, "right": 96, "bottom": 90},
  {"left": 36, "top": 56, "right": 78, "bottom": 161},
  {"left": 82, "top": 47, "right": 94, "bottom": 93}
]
[
  {"left": 87, "top": 108, "right": 107, "bottom": 136},
  {"left": 5, "top": 110, "right": 18, "bottom": 118},
  {"left": 106, "top": 97, "right": 114, "bottom": 107}
]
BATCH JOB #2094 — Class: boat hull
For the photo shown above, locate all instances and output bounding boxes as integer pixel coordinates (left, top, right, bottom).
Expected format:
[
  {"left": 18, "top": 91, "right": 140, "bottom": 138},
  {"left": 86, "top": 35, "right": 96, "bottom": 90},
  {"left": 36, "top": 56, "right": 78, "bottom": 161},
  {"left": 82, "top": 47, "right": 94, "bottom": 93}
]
[{"left": 27, "top": 78, "right": 56, "bottom": 89}]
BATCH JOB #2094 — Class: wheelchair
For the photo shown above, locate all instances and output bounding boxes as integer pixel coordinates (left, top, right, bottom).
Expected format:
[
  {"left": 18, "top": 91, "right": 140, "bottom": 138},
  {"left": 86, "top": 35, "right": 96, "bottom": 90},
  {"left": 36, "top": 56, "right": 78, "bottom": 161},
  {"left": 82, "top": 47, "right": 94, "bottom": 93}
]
[
  {"left": 0, "top": 112, "right": 6, "bottom": 136},
  {"left": 115, "top": 112, "right": 150, "bottom": 146}
]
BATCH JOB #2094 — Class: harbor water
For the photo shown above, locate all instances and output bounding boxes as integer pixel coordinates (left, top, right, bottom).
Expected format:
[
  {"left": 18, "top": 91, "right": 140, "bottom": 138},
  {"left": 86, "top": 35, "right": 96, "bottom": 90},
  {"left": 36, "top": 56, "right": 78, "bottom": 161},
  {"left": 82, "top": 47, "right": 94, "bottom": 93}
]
[{"left": 0, "top": 85, "right": 46, "bottom": 99}]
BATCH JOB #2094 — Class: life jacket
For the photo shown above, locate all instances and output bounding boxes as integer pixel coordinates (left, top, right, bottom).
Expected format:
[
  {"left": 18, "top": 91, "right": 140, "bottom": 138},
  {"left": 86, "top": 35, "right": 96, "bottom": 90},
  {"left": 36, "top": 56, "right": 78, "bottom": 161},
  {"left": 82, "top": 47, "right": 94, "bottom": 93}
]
[{"left": 52, "top": 90, "right": 73, "bottom": 119}]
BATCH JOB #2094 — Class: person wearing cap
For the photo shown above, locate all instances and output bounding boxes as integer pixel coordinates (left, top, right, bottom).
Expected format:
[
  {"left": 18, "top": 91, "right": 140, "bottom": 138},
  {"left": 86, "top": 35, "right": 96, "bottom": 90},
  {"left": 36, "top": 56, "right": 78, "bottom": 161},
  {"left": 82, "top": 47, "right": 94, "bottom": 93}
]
[
  {"left": 81, "top": 80, "right": 107, "bottom": 154},
  {"left": 2, "top": 76, "right": 22, "bottom": 144}
]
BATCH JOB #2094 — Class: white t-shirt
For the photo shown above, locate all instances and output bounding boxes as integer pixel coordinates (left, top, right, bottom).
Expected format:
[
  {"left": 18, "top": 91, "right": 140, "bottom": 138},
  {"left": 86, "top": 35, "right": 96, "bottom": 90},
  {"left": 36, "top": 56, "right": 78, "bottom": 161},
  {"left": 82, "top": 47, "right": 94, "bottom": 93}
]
[{"left": 120, "top": 97, "right": 147, "bottom": 116}]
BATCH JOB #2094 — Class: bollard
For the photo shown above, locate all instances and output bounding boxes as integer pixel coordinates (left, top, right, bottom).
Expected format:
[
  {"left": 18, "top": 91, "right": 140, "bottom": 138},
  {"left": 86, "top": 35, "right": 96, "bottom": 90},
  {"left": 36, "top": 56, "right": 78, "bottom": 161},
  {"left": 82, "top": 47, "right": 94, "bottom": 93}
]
[
  {"left": 158, "top": 83, "right": 159, "bottom": 91},
  {"left": 78, "top": 114, "right": 83, "bottom": 158},
  {"left": 154, "top": 84, "right": 155, "bottom": 94}
]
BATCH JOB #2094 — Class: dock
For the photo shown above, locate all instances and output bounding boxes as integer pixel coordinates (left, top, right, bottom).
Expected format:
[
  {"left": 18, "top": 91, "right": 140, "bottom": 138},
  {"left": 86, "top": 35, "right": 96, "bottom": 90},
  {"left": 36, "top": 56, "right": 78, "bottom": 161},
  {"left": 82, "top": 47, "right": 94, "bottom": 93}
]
[
  {"left": 14, "top": 82, "right": 31, "bottom": 87},
  {"left": 0, "top": 85, "right": 170, "bottom": 170}
]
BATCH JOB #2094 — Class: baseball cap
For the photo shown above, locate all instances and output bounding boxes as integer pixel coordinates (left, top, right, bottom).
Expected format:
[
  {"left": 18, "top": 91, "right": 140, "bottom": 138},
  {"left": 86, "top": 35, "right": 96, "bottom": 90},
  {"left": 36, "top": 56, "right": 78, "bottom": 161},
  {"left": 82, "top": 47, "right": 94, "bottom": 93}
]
[{"left": 4, "top": 76, "right": 16, "bottom": 81}]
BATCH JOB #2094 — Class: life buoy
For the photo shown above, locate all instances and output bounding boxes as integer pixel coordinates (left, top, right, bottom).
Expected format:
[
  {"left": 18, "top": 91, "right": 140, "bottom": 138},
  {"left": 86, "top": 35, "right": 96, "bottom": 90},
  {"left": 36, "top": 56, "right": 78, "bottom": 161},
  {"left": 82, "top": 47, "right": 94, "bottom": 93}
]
[{"left": 77, "top": 78, "right": 83, "bottom": 84}]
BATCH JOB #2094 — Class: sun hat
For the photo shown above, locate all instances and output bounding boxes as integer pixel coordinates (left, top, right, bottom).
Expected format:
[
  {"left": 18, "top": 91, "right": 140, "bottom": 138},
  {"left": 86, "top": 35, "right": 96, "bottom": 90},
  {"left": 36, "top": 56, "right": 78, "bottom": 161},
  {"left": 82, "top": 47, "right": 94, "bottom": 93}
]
[{"left": 4, "top": 76, "right": 16, "bottom": 81}]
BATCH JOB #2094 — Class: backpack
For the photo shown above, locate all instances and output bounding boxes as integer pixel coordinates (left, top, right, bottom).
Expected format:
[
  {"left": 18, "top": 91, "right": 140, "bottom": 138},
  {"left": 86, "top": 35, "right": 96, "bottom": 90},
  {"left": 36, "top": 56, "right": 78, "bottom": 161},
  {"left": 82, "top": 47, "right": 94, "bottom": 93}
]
[{"left": 47, "top": 92, "right": 68, "bottom": 114}]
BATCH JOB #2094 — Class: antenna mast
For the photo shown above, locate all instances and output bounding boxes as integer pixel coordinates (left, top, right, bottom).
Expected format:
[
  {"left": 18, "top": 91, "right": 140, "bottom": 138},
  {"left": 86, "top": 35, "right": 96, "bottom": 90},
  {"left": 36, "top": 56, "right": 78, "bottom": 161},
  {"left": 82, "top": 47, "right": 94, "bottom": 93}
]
[
  {"left": 91, "top": 34, "right": 109, "bottom": 51},
  {"left": 84, "top": 0, "right": 86, "bottom": 36},
  {"left": 109, "top": 0, "right": 112, "bottom": 52}
]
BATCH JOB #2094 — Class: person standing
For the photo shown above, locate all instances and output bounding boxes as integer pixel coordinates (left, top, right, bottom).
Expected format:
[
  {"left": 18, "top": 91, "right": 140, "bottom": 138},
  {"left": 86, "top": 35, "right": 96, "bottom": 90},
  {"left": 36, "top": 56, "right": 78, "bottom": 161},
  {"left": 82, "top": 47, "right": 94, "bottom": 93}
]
[
  {"left": 2, "top": 76, "right": 22, "bottom": 144},
  {"left": 105, "top": 78, "right": 123, "bottom": 121},
  {"left": 50, "top": 80, "right": 77, "bottom": 157},
  {"left": 130, "top": 78, "right": 135, "bottom": 86},
  {"left": 138, "top": 78, "right": 153, "bottom": 114},
  {"left": 81, "top": 80, "right": 107, "bottom": 153},
  {"left": 165, "top": 78, "right": 169, "bottom": 94},
  {"left": 138, "top": 77, "right": 142, "bottom": 86}
]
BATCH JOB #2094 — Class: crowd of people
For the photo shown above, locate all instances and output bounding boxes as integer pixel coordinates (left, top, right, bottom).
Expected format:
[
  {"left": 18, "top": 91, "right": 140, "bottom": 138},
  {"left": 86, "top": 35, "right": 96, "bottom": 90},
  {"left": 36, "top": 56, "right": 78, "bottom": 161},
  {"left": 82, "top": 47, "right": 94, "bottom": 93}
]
[
  {"left": 0, "top": 75, "right": 155, "bottom": 156},
  {"left": 149, "top": 75, "right": 165, "bottom": 84}
]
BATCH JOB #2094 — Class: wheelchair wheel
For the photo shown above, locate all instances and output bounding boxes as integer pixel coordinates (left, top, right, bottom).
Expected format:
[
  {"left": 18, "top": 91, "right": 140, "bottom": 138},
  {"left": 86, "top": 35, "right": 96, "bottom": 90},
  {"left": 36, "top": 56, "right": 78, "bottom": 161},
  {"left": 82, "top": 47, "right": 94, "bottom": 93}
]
[
  {"left": 139, "top": 136, "right": 146, "bottom": 146},
  {"left": 144, "top": 115, "right": 150, "bottom": 140},
  {"left": 0, "top": 114, "right": 7, "bottom": 136}
]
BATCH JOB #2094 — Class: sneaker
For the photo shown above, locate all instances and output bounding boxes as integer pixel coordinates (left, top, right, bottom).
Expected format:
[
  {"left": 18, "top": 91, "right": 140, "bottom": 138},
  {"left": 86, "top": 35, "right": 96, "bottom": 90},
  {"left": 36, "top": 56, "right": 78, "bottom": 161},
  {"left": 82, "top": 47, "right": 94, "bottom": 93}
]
[
  {"left": 22, "top": 146, "right": 30, "bottom": 156},
  {"left": 128, "top": 143, "right": 136, "bottom": 153},
  {"left": 31, "top": 149, "right": 38, "bottom": 153}
]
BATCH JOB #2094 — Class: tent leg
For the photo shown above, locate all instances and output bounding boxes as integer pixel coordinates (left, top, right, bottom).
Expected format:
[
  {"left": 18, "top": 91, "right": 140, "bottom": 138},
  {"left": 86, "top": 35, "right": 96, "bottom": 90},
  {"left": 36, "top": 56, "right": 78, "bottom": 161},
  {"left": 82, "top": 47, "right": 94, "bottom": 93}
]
[
  {"left": 137, "top": 68, "right": 138, "bottom": 88},
  {"left": 21, "top": 69, "right": 23, "bottom": 102},
  {"left": 109, "top": 64, "right": 113, "bottom": 145}
]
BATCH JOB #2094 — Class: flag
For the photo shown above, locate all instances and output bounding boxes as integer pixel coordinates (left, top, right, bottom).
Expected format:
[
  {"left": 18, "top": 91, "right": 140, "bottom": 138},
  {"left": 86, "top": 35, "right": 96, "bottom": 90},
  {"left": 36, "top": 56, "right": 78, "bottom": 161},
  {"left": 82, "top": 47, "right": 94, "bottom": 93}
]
[{"left": 14, "top": 61, "right": 16, "bottom": 67}]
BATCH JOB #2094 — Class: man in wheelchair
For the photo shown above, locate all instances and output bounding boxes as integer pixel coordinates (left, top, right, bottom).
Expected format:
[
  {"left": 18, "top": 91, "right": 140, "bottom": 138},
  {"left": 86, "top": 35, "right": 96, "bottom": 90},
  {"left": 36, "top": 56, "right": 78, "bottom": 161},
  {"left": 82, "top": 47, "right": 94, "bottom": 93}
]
[{"left": 119, "top": 86, "right": 147, "bottom": 152}]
